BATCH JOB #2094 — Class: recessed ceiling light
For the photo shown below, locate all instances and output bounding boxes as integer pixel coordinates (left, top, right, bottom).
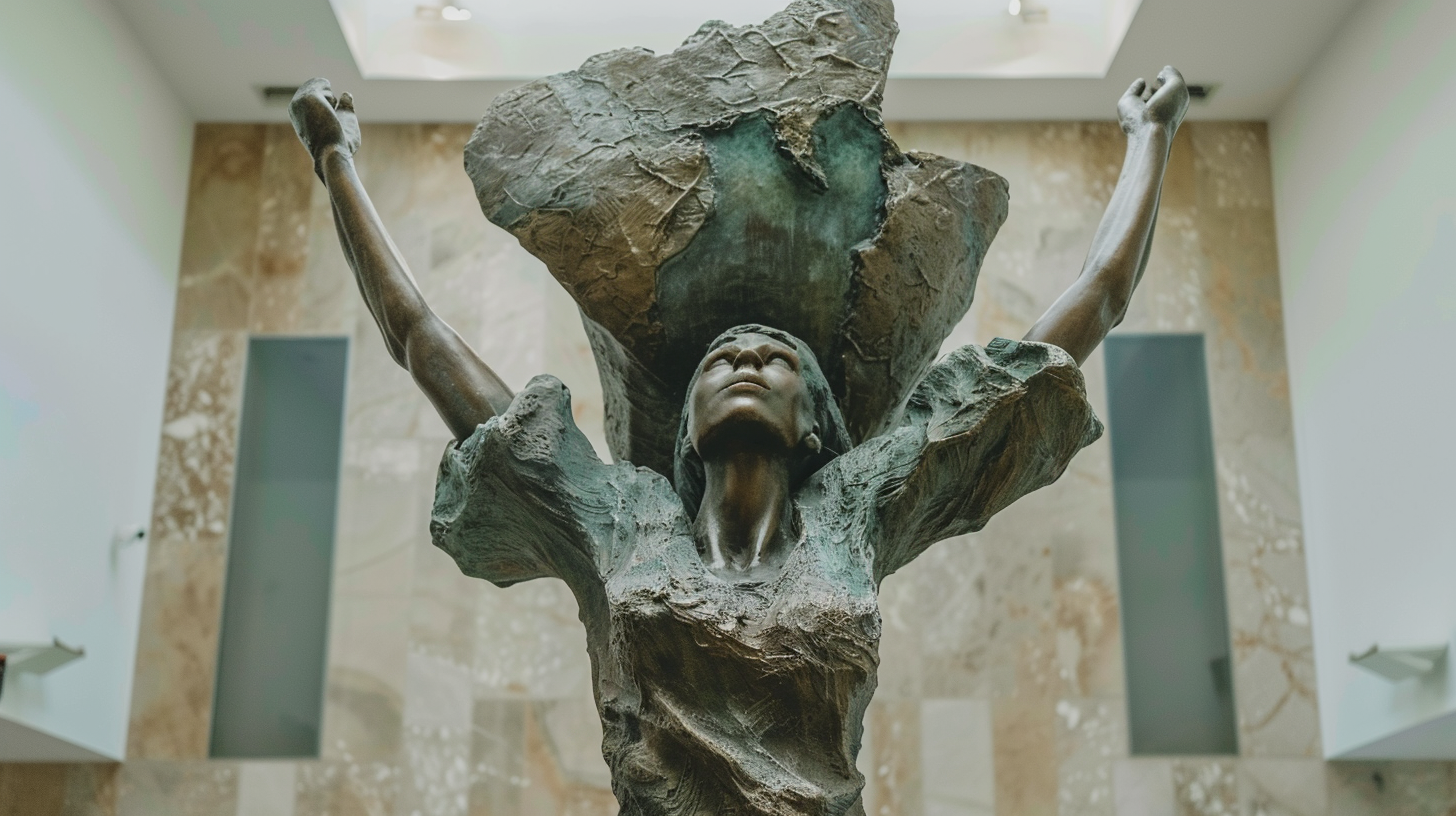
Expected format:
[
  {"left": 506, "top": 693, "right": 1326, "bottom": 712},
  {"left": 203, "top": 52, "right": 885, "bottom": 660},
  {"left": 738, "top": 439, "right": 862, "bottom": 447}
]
[
  {"left": 415, "top": 3, "right": 471, "bottom": 21},
  {"left": 1008, "top": 0, "right": 1022, "bottom": 15}
]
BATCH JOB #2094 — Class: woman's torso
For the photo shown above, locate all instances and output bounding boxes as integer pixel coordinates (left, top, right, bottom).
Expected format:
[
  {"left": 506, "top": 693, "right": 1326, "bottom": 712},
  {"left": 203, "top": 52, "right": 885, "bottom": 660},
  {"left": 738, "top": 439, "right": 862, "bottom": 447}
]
[
  {"left": 593, "top": 483, "right": 880, "bottom": 816},
  {"left": 430, "top": 340, "right": 1102, "bottom": 816}
]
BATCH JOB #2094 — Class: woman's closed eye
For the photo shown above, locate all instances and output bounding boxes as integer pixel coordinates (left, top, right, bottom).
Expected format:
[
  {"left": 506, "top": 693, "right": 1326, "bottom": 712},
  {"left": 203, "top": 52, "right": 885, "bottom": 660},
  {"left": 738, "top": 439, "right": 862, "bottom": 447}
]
[
  {"left": 708, "top": 348, "right": 738, "bottom": 368},
  {"left": 767, "top": 352, "right": 798, "bottom": 370}
]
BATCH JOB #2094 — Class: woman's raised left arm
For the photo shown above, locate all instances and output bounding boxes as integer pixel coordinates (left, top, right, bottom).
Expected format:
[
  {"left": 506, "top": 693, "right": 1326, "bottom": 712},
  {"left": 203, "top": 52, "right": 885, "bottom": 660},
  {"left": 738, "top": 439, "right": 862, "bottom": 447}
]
[{"left": 1023, "top": 66, "right": 1191, "bottom": 365}]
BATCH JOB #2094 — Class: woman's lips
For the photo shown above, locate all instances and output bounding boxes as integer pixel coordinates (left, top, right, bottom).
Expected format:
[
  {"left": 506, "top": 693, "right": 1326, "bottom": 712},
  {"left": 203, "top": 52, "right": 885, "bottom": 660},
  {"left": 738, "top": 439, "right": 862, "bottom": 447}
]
[{"left": 724, "top": 376, "right": 768, "bottom": 392}]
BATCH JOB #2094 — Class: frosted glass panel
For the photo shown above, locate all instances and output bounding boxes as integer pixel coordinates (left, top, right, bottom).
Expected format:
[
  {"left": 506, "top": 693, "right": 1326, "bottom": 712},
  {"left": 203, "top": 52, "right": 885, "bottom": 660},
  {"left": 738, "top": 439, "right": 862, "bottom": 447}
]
[
  {"left": 211, "top": 338, "right": 348, "bottom": 758},
  {"left": 1105, "top": 334, "right": 1238, "bottom": 755}
]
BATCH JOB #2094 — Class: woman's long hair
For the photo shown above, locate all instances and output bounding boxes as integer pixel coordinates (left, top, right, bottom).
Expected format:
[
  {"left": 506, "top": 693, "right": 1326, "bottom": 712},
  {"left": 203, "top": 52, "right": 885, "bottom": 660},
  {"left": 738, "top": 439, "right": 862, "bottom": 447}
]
[{"left": 673, "top": 324, "right": 852, "bottom": 517}]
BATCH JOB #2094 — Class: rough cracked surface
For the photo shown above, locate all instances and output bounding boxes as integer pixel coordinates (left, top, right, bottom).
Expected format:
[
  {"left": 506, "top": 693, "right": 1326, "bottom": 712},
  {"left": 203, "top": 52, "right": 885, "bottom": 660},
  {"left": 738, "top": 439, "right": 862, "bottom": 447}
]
[
  {"left": 465, "top": 0, "right": 1009, "bottom": 475},
  {"left": 432, "top": 339, "right": 1101, "bottom": 816}
]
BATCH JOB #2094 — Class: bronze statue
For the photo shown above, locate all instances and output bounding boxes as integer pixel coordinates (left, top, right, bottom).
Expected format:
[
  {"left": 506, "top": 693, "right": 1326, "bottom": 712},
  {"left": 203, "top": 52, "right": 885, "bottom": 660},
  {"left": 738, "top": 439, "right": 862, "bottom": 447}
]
[{"left": 290, "top": 0, "right": 1188, "bottom": 811}]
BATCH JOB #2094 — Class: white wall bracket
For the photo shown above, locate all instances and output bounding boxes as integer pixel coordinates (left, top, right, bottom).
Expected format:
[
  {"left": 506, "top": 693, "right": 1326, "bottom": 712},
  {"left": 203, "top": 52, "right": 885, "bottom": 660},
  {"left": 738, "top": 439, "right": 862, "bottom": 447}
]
[
  {"left": 1350, "top": 643, "right": 1449, "bottom": 682},
  {"left": 0, "top": 638, "right": 86, "bottom": 675}
]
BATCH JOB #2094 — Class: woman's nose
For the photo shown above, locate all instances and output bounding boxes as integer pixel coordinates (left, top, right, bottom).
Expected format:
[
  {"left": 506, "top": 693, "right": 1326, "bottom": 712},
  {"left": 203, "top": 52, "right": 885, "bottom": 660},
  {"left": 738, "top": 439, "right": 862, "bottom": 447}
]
[{"left": 732, "top": 346, "right": 766, "bottom": 369}]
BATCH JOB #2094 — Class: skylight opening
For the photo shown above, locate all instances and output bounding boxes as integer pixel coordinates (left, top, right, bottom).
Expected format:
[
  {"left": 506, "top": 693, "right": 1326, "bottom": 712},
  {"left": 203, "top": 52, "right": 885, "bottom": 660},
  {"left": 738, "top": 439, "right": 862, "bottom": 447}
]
[{"left": 327, "top": 0, "right": 1143, "bottom": 82}]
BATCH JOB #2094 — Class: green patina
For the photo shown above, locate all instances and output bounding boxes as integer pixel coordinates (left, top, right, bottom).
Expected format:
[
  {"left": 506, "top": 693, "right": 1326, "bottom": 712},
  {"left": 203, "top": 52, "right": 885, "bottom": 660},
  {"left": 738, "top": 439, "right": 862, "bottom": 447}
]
[{"left": 655, "top": 106, "right": 888, "bottom": 387}]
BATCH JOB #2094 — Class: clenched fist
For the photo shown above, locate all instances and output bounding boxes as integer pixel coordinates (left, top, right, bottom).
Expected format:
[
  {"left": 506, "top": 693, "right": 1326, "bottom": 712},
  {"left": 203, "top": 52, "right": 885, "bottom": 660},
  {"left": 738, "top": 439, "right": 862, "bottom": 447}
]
[
  {"left": 290, "top": 78, "right": 362, "bottom": 179},
  {"left": 1118, "top": 66, "right": 1190, "bottom": 136}
]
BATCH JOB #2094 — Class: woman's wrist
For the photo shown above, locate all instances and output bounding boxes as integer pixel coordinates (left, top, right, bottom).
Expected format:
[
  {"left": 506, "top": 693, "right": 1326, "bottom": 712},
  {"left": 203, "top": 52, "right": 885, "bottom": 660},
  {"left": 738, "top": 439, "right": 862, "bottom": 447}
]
[
  {"left": 1127, "top": 121, "right": 1174, "bottom": 152},
  {"left": 314, "top": 144, "right": 354, "bottom": 181},
  {"left": 319, "top": 143, "right": 353, "bottom": 165}
]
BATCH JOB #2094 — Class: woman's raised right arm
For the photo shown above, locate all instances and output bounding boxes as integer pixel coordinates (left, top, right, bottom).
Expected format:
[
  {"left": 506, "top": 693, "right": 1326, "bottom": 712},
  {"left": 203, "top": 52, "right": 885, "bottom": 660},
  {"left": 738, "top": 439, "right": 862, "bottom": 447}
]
[{"left": 290, "top": 79, "right": 512, "bottom": 441}]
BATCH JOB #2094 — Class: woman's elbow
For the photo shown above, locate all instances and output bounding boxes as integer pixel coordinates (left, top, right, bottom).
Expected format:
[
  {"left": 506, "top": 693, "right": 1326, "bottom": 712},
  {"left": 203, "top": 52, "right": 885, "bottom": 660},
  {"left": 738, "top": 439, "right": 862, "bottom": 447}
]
[{"left": 1103, "top": 290, "right": 1132, "bottom": 328}]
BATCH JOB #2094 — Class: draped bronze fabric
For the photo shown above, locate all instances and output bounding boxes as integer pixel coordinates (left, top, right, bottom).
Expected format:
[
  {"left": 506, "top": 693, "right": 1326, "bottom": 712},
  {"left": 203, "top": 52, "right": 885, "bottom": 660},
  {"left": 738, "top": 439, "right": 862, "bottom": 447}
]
[{"left": 431, "top": 340, "right": 1100, "bottom": 816}]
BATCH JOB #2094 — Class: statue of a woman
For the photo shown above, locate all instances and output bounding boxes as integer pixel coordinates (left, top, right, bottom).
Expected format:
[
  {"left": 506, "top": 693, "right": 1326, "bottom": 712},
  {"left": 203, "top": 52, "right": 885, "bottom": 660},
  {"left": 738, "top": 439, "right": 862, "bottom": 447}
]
[{"left": 290, "top": 37, "right": 1188, "bottom": 816}]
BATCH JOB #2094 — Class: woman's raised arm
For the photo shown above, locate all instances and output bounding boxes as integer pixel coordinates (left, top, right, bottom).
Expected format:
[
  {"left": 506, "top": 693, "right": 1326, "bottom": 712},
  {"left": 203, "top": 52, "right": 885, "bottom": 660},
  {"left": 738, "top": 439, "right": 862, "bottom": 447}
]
[
  {"left": 1023, "top": 67, "right": 1191, "bottom": 365},
  {"left": 290, "top": 79, "right": 512, "bottom": 440}
]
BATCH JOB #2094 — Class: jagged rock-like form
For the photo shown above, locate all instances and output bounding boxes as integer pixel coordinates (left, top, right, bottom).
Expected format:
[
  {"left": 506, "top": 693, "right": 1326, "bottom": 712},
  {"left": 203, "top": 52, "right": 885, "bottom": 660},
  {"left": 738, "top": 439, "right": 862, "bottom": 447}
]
[{"left": 465, "top": 0, "right": 1009, "bottom": 475}]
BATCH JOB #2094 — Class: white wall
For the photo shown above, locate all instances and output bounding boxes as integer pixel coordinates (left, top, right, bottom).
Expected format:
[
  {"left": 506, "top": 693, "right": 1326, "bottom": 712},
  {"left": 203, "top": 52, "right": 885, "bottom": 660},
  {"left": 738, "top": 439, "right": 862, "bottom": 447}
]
[
  {"left": 0, "top": 0, "right": 192, "bottom": 759},
  {"left": 1271, "top": 0, "right": 1456, "bottom": 758}
]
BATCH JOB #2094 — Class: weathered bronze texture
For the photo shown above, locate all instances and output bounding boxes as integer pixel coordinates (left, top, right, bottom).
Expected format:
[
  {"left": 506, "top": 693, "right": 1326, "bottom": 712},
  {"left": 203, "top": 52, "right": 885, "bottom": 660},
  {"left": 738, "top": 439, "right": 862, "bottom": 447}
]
[
  {"left": 463, "top": 0, "right": 1011, "bottom": 474},
  {"left": 289, "top": 0, "right": 1189, "bottom": 810}
]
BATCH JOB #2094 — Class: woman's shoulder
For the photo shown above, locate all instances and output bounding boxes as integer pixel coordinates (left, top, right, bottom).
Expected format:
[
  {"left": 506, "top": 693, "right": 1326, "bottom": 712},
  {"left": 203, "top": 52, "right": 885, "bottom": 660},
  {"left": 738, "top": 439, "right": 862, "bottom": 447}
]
[
  {"left": 448, "top": 372, "right": 680, "bottom": 503},
  {"left": 433, "top": 373, "right": 685, "bottom": 589},
  {"left": 898, "top": 339, "right": 1091, "bottom": 435},
  {"left": 454, "top": 374, "right": 591, "bottom": 464},
  {"left": 801, "top": 338, "right": 1099, "bottom": 493}
]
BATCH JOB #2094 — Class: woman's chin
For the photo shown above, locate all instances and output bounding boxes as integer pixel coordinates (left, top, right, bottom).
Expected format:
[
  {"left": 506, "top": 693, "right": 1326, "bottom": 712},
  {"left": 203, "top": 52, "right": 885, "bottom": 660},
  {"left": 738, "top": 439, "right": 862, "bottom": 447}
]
[{"left": 696, "top": 410, "right": 795, "bottom": 454}]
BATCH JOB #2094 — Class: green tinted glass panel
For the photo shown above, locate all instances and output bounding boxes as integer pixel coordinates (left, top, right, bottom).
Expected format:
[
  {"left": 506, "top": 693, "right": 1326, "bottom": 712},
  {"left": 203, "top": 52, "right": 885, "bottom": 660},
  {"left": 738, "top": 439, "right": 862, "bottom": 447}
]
[
  {"left": 1105, "top": 334, "right": 1238, "bottom": 755},
  {"left": 211, "top": 337, "right": 348, "bottom": 758}
]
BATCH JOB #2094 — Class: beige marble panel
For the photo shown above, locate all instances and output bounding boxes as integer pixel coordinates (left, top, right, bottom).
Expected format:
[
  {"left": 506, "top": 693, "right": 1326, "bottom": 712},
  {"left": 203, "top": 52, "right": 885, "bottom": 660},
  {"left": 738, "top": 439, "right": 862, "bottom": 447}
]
[
  {"left": 1326, "top": 762, "right": 1456, "bottom": 816},
  {"left": 874, "top": 562, "right": 929, "bottom": 700},
  {"left": 247, "top": 125, "right": 316, "bottom": 334},
  {"left": 147, "top": 330, "right": 248, "bottom": 545},
  {"left": 0, "top": 764, "right": 68, "bottom": 816},
  {"left": 318, "top": 437, "right": 424, "bottom": 763},
  {"left": 396, "top": 618, "right": 475, "bottom": 816},
  {"left": 294, "top": 761, "right": 399, "bottom": 816},
  {"left": 1056, "top": 697, "right": 1128, "bottom": 816},
  {"left": 127, "top": 532, "right": 229, "bottom": 759},
  {"left": 236, "top": 762, "right": 297, "bottom": 816},
  {"left": 0, "top": 764, "right": 123, "bottom": 816},
  {"left": 472, "top": 579, "right": 592, "bottom": 701},
  {"left": 1169, "top": 760, "right": 1237, "bottom": 816},
  {"left": 920, "top": 698, "right": 994, "bottom": 816},
  {"left": 469, "top": 700, "right": 527, "bottom": 816},
  {"left": 116, "top": 761, "right": 238, "bottom": 816},
  {"left": 129, "top": 329, "right": 246, "bottom": 760},
  {"left": 62, "top": 765, "right": 120, "bottom": 816},
  {"left": 992, "top": 695, "right": 1058, "bottom": 816},
  {"left": 864, "top": 699, "right": 923, "bottom": 816},
  {"left": 1190, "top": 125, "right": 1319, "bottom": 759},
  {"left": 174, "top": 125, "right": 264, "bottom": 332},
  {"left": 397, "top": 721, "right": 472, "bottom": 816},
  {"left": 410, "top": 532, "right": 482, "bottom": 670},
  {"left": 536, "top": 694, "right": 613, "bottom": 791},
  {"left": 903, "top": 537, "right": 987, "bottom": 699},
  {"left": 518, "top": 701, "right": 618, "bottom": 816},
  {"left": 1113, "top": 759, "right": 1175, "bottom": 816},
  {"left": 1237, "top": 759, "right": 1327, "bottom": 816}
]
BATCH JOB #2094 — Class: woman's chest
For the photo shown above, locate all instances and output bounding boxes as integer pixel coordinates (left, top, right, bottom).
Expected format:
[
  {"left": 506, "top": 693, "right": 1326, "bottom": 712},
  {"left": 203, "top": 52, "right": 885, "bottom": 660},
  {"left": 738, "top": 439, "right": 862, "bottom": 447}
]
[{"left": 603, "top": 528, "right": 882, "bottom": 663}]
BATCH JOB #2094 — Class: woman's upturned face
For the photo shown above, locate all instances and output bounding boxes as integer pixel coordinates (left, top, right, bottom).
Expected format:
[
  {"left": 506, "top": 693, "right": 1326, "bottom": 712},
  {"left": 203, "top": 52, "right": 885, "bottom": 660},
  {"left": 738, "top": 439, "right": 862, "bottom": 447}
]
[{"left": 688, "top": 333, "right": 811, "bottom": 456}]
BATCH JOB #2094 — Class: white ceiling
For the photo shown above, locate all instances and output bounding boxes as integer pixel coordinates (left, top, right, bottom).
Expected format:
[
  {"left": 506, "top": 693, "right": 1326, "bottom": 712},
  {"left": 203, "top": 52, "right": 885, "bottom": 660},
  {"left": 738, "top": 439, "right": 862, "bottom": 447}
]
[{"left": 109, "top": 0, "right": 1364, "bottom": 121}]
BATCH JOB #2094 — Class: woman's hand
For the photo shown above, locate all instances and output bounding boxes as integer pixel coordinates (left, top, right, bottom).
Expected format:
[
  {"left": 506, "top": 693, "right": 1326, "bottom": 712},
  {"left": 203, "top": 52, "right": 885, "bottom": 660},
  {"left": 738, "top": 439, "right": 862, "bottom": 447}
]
[
  {"left": 290, "top": 78, "right": 361, "bottom": 179},
  {"left": 1117, "top": 66, "right": 1190, "bottom": 137}
]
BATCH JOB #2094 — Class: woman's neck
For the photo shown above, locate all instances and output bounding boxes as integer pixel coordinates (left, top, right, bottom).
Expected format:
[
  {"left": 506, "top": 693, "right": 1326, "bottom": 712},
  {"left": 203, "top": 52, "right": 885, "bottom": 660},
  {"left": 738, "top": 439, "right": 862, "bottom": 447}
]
[{"left": 695, "top": 447, "right": 793, "bottom": 572}]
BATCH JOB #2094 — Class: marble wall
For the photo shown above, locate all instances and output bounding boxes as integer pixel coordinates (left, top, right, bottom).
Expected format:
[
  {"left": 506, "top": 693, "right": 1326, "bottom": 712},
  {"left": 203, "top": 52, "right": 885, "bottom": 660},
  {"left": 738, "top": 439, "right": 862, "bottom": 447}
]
[{"left": 4, "top": 121, "right": 1455, "bottom": 815}]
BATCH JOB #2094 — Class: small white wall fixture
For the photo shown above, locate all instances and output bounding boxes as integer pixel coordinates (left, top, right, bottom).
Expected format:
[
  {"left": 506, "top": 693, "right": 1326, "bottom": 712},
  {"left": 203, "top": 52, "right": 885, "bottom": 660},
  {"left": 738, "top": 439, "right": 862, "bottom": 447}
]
[
  {"left": 0, "top": 638, "right": 86, "bottom": 677},
  {"left": 1350, "top": 644, "right": 1448, "bottom": 683},
  {"left": 0, "top": 638, "right": 85, "bottom": 710}
]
